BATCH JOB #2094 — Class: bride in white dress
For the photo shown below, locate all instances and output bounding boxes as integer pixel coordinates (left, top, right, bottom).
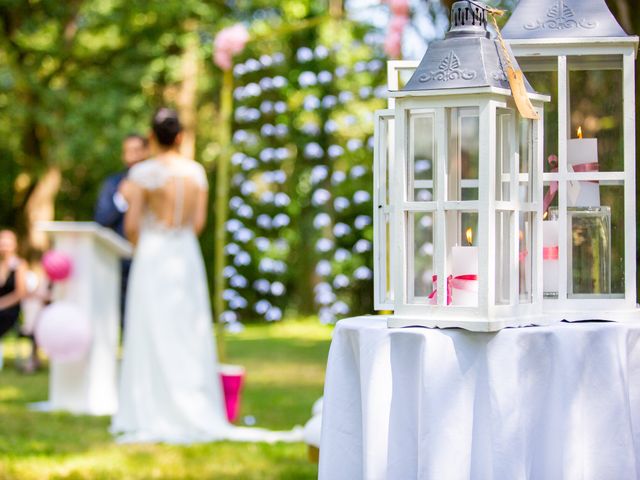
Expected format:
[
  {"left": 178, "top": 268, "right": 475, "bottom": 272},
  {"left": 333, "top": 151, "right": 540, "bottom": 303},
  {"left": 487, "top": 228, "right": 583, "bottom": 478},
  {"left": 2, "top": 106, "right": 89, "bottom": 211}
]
[{"left": 111, "top": 108, "right": 299, "bottom": 444}]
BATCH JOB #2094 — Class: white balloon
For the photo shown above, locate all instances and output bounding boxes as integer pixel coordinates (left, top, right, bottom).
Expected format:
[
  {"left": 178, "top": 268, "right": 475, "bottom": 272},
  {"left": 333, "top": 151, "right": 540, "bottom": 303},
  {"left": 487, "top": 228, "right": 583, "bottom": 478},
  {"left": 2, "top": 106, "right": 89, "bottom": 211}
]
[{"left": 35, "top": 302, "right": 92, "bottom": 363}]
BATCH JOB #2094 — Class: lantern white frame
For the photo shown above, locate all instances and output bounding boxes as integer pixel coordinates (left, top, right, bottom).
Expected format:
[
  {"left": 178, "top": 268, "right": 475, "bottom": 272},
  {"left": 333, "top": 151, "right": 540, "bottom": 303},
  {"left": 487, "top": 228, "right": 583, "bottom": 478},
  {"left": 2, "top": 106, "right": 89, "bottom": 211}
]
[
  {"left": 374, "top": 78, "right": 551, "bottom": 331},
  {"left": 507, "top": 36, "right": 640, "bottom": 320}
]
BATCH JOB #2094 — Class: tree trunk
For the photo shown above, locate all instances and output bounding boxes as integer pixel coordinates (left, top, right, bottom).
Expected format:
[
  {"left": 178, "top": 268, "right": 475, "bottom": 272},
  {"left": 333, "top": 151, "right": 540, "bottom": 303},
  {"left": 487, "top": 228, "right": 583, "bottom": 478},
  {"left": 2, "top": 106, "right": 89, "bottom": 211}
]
[
  {"left": 176, "top": 23, "right": 200, "bottom": 159},
  {"left": 24, "top": 166, "right": 61, "bottom": 253}
]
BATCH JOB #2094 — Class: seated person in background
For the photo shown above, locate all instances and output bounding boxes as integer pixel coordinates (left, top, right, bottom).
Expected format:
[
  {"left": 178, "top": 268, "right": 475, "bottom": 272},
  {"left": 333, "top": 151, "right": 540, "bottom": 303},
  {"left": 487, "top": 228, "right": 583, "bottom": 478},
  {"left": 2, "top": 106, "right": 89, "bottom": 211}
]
[
  {"left": 94, "top": 133, "right": 149, "bottom": 326},
  {"left": 0, "top": 229, "right": 27, "bottom": 371},
  {"left": 19, "top": 263, "right": 51, "bottom": 373}
]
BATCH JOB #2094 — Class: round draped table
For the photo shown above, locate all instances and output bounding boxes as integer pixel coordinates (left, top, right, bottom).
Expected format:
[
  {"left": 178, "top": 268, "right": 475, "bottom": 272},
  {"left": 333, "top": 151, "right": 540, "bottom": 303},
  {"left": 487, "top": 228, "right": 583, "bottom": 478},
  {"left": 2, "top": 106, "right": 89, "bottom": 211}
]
[{"left": 318, "top": 316, "right": 640, "bottom": 480}]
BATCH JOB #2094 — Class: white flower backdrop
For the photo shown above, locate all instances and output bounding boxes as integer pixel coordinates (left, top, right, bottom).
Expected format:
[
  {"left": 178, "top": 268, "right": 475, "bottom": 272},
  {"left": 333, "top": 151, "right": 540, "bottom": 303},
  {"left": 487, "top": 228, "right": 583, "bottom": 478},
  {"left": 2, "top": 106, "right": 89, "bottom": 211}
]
[{"left": 221, "top": 24, "right": 386, "bottom": 327}]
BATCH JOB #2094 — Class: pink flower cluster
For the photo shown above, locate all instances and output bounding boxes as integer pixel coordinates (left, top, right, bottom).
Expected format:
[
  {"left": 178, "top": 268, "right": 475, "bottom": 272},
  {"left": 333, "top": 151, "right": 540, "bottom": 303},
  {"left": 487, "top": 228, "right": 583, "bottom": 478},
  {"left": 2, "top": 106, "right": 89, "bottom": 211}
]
[
  {"left": 213, "top": 24, "right": 250, "bottom": 71},
  {"left": 383, "top": 0, "right": 410, "bottom": 58}
]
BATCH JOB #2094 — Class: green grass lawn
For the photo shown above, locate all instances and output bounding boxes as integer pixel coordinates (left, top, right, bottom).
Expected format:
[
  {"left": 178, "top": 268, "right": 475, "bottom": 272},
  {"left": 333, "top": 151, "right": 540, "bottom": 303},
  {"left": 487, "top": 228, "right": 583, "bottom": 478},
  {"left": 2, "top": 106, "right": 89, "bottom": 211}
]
[{"left": 0, "top": 318, "right": 332, "bottom": 479}]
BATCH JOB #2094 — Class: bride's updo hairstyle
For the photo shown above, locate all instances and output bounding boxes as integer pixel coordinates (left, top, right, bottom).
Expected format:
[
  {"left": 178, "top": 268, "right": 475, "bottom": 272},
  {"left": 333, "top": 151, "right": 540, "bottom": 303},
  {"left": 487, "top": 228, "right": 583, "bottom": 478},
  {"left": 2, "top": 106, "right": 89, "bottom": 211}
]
[{"left": 152, "top": 108, "right": 182, "bottom": 147}]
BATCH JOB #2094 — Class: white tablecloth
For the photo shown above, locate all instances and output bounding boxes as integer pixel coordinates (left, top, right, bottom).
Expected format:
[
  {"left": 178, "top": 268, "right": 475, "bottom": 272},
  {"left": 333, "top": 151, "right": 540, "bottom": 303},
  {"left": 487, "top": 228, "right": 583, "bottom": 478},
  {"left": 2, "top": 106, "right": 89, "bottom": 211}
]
[{"left": 319, "top": 316, "right": 640, "bottom": 480}]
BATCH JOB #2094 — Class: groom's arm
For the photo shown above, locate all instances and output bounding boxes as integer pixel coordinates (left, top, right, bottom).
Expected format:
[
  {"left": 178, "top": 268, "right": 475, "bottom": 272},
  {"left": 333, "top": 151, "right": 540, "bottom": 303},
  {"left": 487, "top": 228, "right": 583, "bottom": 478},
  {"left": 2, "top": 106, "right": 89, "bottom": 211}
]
[{"left": 95, "top": 175, "right": 125, "bottom": 229}]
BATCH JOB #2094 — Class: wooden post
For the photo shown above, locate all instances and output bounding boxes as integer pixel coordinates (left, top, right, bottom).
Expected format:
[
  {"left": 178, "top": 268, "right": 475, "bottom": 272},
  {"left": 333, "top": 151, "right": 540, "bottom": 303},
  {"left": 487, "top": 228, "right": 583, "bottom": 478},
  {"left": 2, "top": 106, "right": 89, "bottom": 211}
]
[{"left": 213, "top": 68, "right": 234, "bottom": 363}]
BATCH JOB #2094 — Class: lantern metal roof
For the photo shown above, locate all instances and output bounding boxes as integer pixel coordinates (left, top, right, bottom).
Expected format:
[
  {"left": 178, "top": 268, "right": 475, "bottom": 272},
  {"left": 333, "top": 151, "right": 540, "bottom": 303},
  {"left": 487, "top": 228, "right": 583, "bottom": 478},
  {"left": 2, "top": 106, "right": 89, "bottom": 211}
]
[
  {"left": 502, "top": 0, "right": 629, "bottom": 40},
  {"left": 403, "top": 1, "right": 534, "bottom": 93}
]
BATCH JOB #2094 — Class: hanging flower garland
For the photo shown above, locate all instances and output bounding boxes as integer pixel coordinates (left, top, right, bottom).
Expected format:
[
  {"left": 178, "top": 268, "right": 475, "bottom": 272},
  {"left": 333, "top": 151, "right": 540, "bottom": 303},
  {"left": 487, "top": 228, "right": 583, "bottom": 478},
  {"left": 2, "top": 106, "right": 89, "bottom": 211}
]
[
  {"left": 213, "top": 24, "right": 250, "bottom": 70},
  {"left": 383, "top": 0, "right": 410, "bottom": 58}
]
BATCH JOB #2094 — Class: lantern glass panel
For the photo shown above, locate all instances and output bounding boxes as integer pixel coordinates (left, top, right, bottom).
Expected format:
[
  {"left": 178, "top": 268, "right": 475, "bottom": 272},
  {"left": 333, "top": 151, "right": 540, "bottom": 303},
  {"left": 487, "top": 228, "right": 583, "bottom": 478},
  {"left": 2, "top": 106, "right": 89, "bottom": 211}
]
[
  {"left": 543, "top": 180, "right": 559, "bottom": 218},
  {"left": 409, "top": 211, "right": 434, "bottom": 303},
  {"left": 374, "top": 111, "right": 394, "bottom": 309},
  {"left": 523, "top": 69, "right": 558, "bottom": 173},
  {"left": 519, "top": 212, "right": 534, "bottom": 304},
  {"left": 447, "top": 107, "right": 479, "bottom": 201},
  {"left": 567, "top": 56, "right": 624, "bottom": 173},
  {"left": 542, "top": 199, "right": 560, "bottom": 299},
  {"left": 564, "top": 185, "right": 625, "bottom": 298},
  {"left": 446, "top": 210, "right": 479, "bottom": 307},
  {"left": 518, "top": 117, "right": 534, "bottom": 204},
  {"left": 496, "top": 109, "right": 513, "bottom": 202},
  {"left": 409, "top": 112, "right": 435, "bottom": 202},
  {"left": 495, "top": 210, "right": 512, "bottom": 306}
]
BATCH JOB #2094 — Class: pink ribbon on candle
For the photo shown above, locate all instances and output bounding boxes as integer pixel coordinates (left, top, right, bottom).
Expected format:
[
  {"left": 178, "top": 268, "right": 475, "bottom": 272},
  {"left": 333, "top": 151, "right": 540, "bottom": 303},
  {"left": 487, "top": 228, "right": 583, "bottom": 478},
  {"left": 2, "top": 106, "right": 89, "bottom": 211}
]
[
  {"left": 519, "top": 250, "right": 529, "bottom": 262},
  {"left": 543, "top": 246, "right": 559, "bottom": 260},
  {"left": 543, "top": 155, "right": 601, "bottom": 214},
  {"left": 572, "top": 162, "right": 600, "bottom": 183},
  {"left": 428, "top": 274, "right": 478, "bottom": 305}
]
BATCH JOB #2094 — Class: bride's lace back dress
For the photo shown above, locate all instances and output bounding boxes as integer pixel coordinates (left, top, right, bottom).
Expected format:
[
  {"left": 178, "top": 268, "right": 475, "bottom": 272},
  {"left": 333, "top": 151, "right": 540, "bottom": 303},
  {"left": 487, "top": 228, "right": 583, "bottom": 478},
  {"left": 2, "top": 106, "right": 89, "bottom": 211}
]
[{"left": 110, "top": 158, "right": 229, "bottom": 443}]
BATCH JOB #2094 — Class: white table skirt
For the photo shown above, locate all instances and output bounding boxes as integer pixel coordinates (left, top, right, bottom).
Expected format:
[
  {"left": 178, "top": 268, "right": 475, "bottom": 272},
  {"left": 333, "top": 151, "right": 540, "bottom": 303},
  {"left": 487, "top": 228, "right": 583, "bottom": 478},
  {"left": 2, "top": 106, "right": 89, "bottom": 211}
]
[{"left": 319, "top": 316, "right": 640, "bottom": 480}]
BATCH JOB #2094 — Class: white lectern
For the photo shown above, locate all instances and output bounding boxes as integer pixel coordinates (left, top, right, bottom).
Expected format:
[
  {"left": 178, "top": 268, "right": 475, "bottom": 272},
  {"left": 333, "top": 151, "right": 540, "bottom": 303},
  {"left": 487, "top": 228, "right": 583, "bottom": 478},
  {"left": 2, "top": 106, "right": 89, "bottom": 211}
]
[{"left": 35, "top": 221, "right": 132, "bottom": 416}]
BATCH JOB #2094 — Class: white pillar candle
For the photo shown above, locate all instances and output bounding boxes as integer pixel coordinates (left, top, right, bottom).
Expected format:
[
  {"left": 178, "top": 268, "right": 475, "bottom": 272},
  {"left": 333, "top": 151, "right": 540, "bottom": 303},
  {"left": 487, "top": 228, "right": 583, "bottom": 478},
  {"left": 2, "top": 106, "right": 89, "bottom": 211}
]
[
  {"left": 567, "top": 136, "right": 599, "bottom": 207},
  {"left": 451, "top": 245, "right": 479, "bottom": 306},
  {"left": 542, "top": 220, "right": 559, "bottom": 296}
]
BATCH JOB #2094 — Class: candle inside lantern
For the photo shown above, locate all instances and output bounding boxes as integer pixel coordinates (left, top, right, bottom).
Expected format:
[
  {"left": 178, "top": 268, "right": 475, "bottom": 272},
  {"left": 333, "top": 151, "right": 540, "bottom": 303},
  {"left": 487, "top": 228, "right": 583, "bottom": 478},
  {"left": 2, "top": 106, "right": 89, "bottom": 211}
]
[
  {"left": 567, "top": 126, "right": 600, "bottom": 207},
  {"left": 450, "top": 227, "right": 479, "bottom": 306},
  {"left": 542, "top": 218, "right": 559, "bottom": 298}
]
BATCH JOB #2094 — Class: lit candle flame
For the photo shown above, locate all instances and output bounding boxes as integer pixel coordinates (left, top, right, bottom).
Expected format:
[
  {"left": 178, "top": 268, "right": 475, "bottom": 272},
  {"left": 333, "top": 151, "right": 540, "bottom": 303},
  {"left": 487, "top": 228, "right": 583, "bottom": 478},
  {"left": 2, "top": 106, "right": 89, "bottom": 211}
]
[
  {"left": 519, "top": 230, "right": 524, "bottom": 241},
  {"left": 466, "top": 227, "right": 473, "bottom": 246},
  {"left": 577, "top": 126, "right": 583, "bottom": 139}
]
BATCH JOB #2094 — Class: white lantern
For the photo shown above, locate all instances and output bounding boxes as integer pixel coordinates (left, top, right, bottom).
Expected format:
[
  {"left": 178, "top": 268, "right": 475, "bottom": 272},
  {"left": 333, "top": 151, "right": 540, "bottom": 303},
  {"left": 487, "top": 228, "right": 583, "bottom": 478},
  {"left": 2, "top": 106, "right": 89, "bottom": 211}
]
[
  {"left": 503, "top": 0, "right": 640, "bottom": 321},
  {"left": 373, "top": 1, "right": 550, "bottom": 331}
]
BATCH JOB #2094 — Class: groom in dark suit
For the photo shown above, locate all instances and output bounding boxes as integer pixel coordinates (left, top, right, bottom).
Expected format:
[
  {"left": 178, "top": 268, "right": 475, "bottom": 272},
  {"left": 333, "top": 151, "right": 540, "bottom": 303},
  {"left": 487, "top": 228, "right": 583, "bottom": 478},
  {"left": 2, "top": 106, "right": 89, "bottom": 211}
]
[{"left": 94, "top": 134, "right": 149, "bottom": 327}]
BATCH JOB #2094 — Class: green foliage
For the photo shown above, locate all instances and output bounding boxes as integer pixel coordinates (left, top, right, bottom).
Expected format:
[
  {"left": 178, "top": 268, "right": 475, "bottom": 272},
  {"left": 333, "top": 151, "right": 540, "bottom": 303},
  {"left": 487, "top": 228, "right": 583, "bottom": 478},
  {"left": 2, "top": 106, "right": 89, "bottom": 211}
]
[
  {"left": 0, "top": 318, "right": 331, "bottom": 479},
  {"left": 1, "top": 0, "right": 391, "bottom": 319},
  {"left": 0, "top": 0, "right": 226, "bottom": 227}
]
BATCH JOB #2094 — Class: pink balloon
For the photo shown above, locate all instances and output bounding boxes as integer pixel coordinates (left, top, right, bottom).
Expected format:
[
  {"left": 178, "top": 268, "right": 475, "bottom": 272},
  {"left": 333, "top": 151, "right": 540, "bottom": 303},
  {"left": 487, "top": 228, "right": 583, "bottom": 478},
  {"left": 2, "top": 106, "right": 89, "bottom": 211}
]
[
  {"left": 42, "top": 250, "right": 73, "bottom": 282},
  {"left": 35, "top": 302, "right": 92, "bottom": 363}
]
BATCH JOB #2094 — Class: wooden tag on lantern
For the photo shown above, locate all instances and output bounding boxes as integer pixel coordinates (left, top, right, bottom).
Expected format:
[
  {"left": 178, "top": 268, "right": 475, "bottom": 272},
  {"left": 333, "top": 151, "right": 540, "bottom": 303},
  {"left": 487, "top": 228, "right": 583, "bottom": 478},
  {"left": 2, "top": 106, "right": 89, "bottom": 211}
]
[{"left": 507, "top": 67, "right": 539, "bottom": 120}]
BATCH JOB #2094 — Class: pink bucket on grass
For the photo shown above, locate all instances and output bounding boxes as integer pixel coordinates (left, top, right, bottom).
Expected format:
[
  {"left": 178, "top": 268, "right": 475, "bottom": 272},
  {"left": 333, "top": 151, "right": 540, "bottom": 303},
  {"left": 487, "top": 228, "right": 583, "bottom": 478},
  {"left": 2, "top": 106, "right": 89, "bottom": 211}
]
[{"left": 219, "top": 364, "right": 245, "bottom": 423}]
